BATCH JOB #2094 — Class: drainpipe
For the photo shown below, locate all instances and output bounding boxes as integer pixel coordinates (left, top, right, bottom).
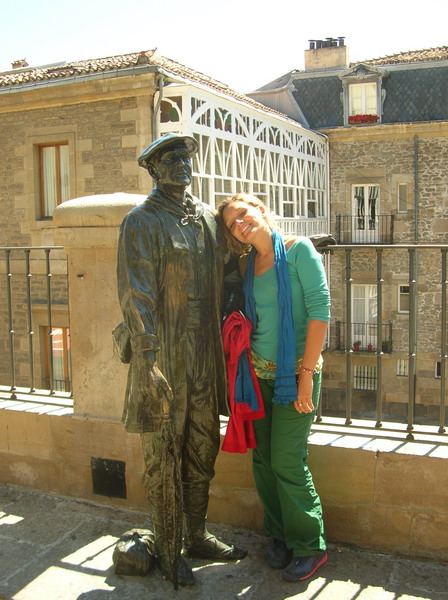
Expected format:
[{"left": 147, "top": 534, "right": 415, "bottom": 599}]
[
  {"left": 407, "top": 135, "right": 419, "bottom": 437},
  {"left": 152, "top": 73, "right": 165, "bottom": 141},
  {"left": 413, "top": 136, "right": 419, "bottom": 243}
]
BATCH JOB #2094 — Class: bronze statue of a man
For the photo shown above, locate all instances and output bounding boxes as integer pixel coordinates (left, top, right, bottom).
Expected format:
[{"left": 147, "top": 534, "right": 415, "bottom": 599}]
[{"left": 117, "top": 133, "right": 246, "bottom": 587}]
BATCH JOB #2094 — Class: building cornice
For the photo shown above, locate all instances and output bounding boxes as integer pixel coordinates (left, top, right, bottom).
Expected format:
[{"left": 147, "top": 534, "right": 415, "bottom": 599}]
[{"left": 320, "top": 120, "right": 448, "bottom": 141}]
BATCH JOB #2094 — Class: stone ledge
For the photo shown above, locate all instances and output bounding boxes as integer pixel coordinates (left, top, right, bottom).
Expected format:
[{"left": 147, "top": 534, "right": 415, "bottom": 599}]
[
  {"left": 310, "top": 417, "right": 448, "bottom": 458},
  {"left": 53, "top": 193, "right": 146, "bottom": 228}
]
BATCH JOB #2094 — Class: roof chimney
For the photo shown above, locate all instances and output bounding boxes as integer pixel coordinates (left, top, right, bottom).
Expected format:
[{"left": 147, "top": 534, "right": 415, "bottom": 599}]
[
  {"left": 11, "top": 59, "right": 29, "bottom": 69},
  {"left": 305, "top": 38, "right": 349, "bottom": 71}
]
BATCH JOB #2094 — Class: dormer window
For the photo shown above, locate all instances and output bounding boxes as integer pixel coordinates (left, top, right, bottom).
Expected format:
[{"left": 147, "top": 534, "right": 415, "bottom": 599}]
[
  {"left": 340, "top": 64, "right": 388, "bottom": 125},
  {"left": 349, "top": 82, "right": 377, "bottom": 116}
]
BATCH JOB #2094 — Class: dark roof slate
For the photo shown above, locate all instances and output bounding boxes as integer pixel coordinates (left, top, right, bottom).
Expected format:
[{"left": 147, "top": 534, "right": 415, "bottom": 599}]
[
  {"left": 292, "top": 77, "right": 344, "bottom": 129},
  {"left": 292, "top": 46, "right": 448, "bottom": 128},
  {"left": 382, "top": 66, "right": 448, "bottom": 122}
]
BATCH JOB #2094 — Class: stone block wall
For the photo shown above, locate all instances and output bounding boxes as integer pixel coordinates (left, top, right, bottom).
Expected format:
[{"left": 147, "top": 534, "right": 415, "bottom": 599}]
[
  {"left": 0, "top": 73, "right": 155, "bottom": 390},
  {"left": 0, "top": 75, "right": 154, "bottom": 249},
  {"left": 324, "top": 123, "right": 448, "bottom": 417},
  {"left": 1, "top": 406, "right": 447, "bottom": 562}
]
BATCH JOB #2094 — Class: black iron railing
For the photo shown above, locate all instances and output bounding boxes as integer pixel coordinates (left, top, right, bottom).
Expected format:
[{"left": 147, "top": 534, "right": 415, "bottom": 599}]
[
  {"left": 335, "top": 321, "right": 392, "bottom": 353},
  {"left": 335, "top": 214, "right": 394, "bottom": 244},
  {"left": 0, "top": 246, "right": 71, "bottom": 401},
  {"left": 1, "top": 244, "right": 448, "bottom": 442},
  {"left": 318, "top": 243, "right": 448, "bottom": 439}
]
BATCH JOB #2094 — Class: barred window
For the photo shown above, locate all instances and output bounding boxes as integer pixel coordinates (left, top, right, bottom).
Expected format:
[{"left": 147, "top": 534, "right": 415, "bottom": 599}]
[{"left": 354, "top": 365, "right": 377, "bottom": 390}]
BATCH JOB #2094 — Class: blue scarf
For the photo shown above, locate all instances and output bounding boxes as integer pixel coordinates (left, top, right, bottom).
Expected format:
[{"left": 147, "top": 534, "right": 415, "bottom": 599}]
[
  {"left": 243, "top": 230, "right": 297, "bottom": 406},
  {"left": 234, "top": 349, "right": 260, "bottom": 411}
]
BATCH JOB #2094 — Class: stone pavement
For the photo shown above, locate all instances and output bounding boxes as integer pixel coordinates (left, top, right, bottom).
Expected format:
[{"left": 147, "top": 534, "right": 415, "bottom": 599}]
[{"left": 1, "top": 484, "right": 447, "bottom": 600}]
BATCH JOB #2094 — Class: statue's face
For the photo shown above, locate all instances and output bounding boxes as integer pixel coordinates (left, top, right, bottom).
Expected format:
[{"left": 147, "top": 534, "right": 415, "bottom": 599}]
[{"left": 152, "top": 144, "right": 192, "bottom": 187}]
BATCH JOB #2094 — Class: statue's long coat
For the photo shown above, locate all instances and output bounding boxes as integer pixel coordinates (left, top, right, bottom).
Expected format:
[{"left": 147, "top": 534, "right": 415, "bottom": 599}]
[{"left": 117, "top": 190, "right": 229, "bottom": 434}]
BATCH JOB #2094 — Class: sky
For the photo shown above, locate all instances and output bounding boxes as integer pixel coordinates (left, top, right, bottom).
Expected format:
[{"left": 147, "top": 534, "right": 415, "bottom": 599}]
[{"left": 2, "top": 0, "right": 447, "bottom": 94}]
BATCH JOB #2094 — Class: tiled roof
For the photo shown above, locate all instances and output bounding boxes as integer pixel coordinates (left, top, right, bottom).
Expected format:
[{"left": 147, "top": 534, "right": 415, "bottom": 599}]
[
  {"left": 356, "top": 46, "right": 448, "bottom": 66},
  {"left": 0, "top": 50, "right": 291, "bottom": 123}
]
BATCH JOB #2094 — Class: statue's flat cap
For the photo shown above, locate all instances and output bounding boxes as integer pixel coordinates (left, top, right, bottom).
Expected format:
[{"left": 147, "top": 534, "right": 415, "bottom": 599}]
[{"left": 137, "top": 133, "right": 198, "bottom": 169}]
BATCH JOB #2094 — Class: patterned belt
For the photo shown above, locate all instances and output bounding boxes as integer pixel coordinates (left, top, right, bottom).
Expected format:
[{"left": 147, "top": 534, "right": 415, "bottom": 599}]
[{"left": 250, "top": 351, "right": 323, "bottom": 380}]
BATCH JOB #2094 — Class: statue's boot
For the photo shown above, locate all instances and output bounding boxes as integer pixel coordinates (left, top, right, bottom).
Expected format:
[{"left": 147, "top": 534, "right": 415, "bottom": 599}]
[{"left": 183, "top": 484, "right": 248, "bottom": 561}]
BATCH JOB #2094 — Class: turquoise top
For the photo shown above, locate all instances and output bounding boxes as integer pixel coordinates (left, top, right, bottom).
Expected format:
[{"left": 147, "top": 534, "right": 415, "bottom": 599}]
[{"left": 251, "top": 237, "right": 331, "bottom": 361}]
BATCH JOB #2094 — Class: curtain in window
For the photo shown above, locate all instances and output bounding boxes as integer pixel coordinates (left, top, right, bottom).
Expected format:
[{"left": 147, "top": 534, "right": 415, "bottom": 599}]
[
  {"left": 368, "top": 186, "right": 379, "bottom": 230},
  {"left": 349, "top": 83, "right": 377, "bottom": 116},
  {"left": 354, "top": 186, "right": 365, "bottom": 229},
  {"left": 42, "top": 147, "right": 57, "bottom": 217},
  {"left": 350, "top": 85, "right": 363, "bottom": 115}
]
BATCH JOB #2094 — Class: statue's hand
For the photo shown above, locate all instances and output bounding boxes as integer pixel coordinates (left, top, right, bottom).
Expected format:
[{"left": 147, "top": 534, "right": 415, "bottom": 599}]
[{"left": 136, "top": 360, "right": 174, "bottom": 416}]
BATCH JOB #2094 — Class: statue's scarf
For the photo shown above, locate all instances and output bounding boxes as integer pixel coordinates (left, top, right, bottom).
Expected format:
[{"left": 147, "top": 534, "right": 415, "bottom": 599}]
[
  {"left": 147, "top": 188, "right": 204, "bottom": 225},
  {"left": 243, "top": 230, "right": 297, "bottom": 406}
]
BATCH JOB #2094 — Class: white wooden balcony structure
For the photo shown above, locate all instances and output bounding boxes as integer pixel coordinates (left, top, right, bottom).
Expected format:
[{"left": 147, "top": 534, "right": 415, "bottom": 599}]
[{"left": 157, "top": 84, "right": 329, "bottom": 236}]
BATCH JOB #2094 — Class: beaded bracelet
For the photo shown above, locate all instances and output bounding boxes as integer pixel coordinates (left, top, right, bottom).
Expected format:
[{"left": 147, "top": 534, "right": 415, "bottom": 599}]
[{"left": 299, "top": 365, "right": 316, "bottom": 375}]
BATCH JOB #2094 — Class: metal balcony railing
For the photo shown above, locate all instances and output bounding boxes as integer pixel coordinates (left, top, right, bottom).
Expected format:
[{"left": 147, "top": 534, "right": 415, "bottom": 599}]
[
  {"left": 317, "top": 243, "right": 448, "bottom": 439},
  {"left": 0, "top": 246, "right": 71, "bottom": 403},
  {"left": 335, "top": 214, "right": 394, "bottom": 244},
  {"left": 335, "top": 321, "right": 393, "bottom": 353},
  {"left": 1, "top": 243, "right": 448, "bottom": 442}
]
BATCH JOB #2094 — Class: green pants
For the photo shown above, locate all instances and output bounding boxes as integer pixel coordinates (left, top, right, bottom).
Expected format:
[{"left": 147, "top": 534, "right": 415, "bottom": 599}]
[{"left": 252, "top": 373, "right": 326, "bottom": 557}]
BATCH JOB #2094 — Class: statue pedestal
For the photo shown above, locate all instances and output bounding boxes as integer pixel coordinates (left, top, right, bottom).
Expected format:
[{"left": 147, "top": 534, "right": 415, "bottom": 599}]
[{"left": 54, "top": 193, "right": 146, "bottom": 421}]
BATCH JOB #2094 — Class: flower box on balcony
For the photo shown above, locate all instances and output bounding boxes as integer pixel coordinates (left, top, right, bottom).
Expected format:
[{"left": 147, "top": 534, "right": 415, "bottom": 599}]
[{"left": 348, "top": 114, "right": 380, "bottom": 124}]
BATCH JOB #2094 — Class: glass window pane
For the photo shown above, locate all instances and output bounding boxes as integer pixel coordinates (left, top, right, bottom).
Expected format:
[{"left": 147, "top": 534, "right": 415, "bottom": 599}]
[
  {"left": 349, "top": 85, "right": 363, "bottom": 115},
  {"left": 283, "top": 204, "right": 294, "bottom": 218},
  {"left": 368, "top": 286, "right": 378, "bottom": 322},
  {"left": 398, "top": 184, "right": 407, "bottom": 212},
  {"left": 399, "top": 285, "right": 410, "bottom": 312},
  {"left": 51, "top": 327, "right": 65, "bottom": 383},
  {"left": 42, "top": 147, "right": 57, "bottom": 216},
  {"left": 60, "top": 145, "right": 70, "bottom": 203},
  {"left": 307, "top": 200, "right": 316, "bottom": 218},
  {"left": 365, "top": 83, "right": 377, "bottom": 114}
]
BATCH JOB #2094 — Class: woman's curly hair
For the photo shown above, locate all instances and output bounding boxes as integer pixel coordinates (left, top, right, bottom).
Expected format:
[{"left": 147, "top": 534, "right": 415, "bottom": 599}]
[{"left": 216, "top": 192, "right": 277, "bottom": 255}]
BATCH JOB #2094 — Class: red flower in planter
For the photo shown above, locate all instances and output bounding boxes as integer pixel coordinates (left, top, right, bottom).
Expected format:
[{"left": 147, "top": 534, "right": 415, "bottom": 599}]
[{"left": 348, "top": 114, "right": 380, "bottom": 124}]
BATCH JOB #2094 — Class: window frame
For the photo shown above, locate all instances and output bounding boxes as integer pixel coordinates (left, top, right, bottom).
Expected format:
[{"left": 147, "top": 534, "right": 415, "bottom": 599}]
[
  {"left": 396, "top": 359, "right": 409, "bottom": 377},
  {"left": 351, "top": 184, "right": 380, "bottom": 242},
  {"left": 38, "top": 141, "right": 70, "bottom": 219},
  {"left": 26, "top": 130, "right": 76, "bottom": 229},
  {"left": 339, "top": 63, "right": 389, "bottom": 126},
  {"left": 41, "top": 325, "right": 71, "bottom": 393},
  {"left": 351, "top": 283, "right": 378, "bottom": 350},
  {"left": 348, "top": 82, "right": 378, "bottom": 117},
  {"left": 397, "top": 183, "right": 408, "bottom": 213},
  {"left": 398, "top": 284, "right": 410, "bottom": 314}
]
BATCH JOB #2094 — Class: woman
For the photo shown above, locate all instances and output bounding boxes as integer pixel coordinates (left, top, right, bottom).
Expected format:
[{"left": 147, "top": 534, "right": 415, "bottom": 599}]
[{"left": 217, "top": 193, "right": 330, "bottom": 582}]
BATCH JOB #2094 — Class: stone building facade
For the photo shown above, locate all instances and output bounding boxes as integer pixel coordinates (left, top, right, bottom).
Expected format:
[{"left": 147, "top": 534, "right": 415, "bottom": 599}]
[
  {"left": 0, "top": 50, "right": 327, "bottom": 395},
  {"left": 325, "top": 123, "right": 448, "bottom": 419},
  {"left": 251, "top": 40, "right": 448, "bottom": 423}
]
